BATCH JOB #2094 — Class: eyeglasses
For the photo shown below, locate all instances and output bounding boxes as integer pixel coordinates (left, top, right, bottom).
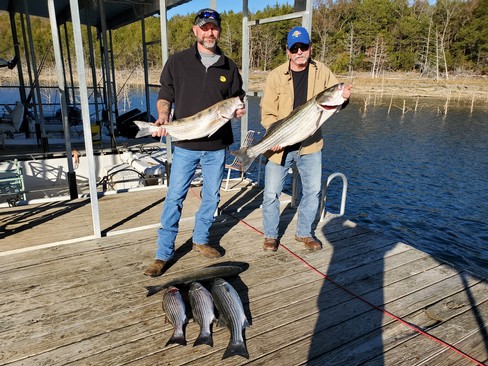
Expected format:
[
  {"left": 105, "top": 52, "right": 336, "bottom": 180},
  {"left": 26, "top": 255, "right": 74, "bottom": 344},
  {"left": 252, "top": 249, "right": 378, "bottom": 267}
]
[
  {"left": 195, "top": 10, "right": 221, "bottom": 22},
  {"left": 289, "top": 44, "right": 310, "bottom": 54}
]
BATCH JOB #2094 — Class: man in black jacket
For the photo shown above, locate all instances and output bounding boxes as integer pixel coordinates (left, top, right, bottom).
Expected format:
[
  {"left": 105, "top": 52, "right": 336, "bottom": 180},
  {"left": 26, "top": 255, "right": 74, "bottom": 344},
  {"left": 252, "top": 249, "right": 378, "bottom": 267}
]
[{"left": 144, "top": 9, "right": 246, "bottom": 277}]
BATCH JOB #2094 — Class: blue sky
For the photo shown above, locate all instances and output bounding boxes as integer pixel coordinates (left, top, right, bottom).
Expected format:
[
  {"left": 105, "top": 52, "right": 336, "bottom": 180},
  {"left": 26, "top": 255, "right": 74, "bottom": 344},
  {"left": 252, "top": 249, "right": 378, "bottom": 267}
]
[{"left": 167, "top": 0, "right": 293, "bottom": 17}]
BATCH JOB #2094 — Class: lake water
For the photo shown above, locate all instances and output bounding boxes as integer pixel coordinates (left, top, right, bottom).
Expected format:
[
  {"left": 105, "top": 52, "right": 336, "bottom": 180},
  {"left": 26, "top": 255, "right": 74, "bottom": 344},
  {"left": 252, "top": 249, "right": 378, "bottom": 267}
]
[
  {"left": 2, "top": 87, "right": 487, "bottom": 279},
  {"left": 242, "top": 96, "right": 488, "bottom": 280}
]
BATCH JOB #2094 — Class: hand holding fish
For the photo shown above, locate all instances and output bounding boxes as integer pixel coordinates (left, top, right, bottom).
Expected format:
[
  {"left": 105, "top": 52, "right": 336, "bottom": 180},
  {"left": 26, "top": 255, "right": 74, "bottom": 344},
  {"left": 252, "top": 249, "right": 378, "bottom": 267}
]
[
  {"left": 342, "top": 84, "right": 352, "bottom": 99},
  {"left": 151, "top": 117, "right": 169, "bottom": 138},
  {"left": 270, "top": 145, "right": 282, "bottom": 152},
  {"left": 234, "top": 106, "right": 246, "bottom": 119},
  {"left": 151, "top": 99, "right": 171, "bottom": 138}
]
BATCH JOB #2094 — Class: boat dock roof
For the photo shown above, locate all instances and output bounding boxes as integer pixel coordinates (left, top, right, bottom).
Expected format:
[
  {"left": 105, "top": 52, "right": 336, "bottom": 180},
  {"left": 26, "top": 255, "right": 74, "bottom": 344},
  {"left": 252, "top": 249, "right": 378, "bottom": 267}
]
[{"left": 1, "top": 184, "right": 487, "bottom": 365}]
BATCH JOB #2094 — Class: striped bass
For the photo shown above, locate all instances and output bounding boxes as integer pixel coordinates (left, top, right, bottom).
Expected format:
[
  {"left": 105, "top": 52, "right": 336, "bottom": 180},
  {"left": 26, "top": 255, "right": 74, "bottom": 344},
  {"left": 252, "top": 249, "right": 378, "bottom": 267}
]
[
  {"left": 162, "top": 286, "right": 188, "bottom": 346},
  {"left": 133, "top": 96, "right": 244, "bottom": 140},
  {"left": 189, "top": 282, "right": 217, "bottom": 347},
  {"left": 231, "top": 83, "right": 346, "bottom": 171},
  {"left": 145, "top": 264, "right": 244, "bottom": 297},
  {"left": 211, "top": 278, "right": 250, "bottom": 359}
]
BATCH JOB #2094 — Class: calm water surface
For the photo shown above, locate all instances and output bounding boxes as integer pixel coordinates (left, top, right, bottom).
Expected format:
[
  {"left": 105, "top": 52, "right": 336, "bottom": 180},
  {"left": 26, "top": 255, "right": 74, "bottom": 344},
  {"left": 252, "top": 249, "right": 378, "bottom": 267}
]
[{"left": 244, "top": 96, "right": 488, "bottom": 279}]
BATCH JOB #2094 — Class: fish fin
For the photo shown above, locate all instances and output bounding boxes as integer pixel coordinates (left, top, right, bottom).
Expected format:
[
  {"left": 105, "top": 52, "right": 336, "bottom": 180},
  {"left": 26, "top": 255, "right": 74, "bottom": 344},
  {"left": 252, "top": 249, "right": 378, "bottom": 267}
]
[
  {"left": 222, "top": 340, "right": 249, "bottom": 359},
  {"left": 144, "top": 285, "right": 164, "bottom": 297},
  {"left": 230, "top": 147, "right": 254, "bottom": 172},
  {"left": 314, "top": 111, "right": 323, "bottom": 128},
  {"left": 165, "top": 332, "right": 187, "bottom": 347},
  {"left": 193, "top": 333, "right": 213, "bottom": 347},
  {"left": 243, "top": 317, "right": 250, "bottom": 328}
]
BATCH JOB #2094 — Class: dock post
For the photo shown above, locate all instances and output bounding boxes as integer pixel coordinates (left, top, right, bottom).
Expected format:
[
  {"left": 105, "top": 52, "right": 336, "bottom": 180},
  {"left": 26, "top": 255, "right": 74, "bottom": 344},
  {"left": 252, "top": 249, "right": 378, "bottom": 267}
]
[{"left": 67, "top": 171, "right": 78, "bottom": 200}]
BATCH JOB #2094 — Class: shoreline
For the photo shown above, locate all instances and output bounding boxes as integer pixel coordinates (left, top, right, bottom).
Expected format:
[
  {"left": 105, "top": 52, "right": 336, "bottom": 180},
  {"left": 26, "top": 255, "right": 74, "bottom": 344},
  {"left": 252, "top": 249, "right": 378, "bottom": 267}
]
[{"left": 1, "top": 69, "right": 487, "bottom": 104}]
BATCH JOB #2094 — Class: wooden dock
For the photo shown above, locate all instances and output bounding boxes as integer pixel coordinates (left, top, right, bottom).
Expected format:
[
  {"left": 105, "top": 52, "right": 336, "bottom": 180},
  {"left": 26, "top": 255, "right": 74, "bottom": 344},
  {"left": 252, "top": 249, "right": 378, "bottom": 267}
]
[{"left": 1, "top": 183, "right": 487, "bottom": 365}]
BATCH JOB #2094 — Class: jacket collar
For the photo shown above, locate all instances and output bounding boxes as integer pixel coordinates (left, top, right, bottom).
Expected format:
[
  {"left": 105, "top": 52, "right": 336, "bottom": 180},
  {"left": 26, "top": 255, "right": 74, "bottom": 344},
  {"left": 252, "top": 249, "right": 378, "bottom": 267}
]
[{"left": 193, "top": 42, "right": 225, "bottom": 66}]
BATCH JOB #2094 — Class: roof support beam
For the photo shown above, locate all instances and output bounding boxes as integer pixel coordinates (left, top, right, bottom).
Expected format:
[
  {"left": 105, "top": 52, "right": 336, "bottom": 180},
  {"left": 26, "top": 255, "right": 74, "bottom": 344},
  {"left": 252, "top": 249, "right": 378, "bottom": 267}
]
[{"left": 69, "top": 0, "right": 102, "bottom": 238}]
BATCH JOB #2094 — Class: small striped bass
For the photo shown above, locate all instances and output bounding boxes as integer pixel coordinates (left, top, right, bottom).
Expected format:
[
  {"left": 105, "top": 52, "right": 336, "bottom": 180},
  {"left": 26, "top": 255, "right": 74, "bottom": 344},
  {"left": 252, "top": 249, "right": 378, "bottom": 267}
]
[
  {"left": 231, "top": 83, "right": 346, "bottom": 171},
  {"left": 162, "top": 286, "right": 188, "bottom": 346},
  {"left": 189, "top": 282, "right": 217, "bottom": 347},
  {"left": 133, "top": 96, "right": 244, "bottom": 140},
  {"left": 211, "top": 278, "right": 250, "bottom": 359}
]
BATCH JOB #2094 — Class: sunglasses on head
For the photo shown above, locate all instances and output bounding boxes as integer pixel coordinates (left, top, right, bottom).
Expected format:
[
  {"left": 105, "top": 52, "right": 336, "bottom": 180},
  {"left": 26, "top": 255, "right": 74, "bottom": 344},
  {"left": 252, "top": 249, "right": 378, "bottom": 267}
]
[
  {"left": 196, "top": 10, "right": 221, "bottom": 21},
  {"left": 289, "top": 43, "right": 310, "bottom": 54}
]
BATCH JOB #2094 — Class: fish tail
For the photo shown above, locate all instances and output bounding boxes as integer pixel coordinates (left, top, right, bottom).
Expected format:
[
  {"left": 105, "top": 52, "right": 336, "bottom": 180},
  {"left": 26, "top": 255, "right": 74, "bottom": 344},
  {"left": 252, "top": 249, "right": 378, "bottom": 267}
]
[
  {"left": 134, "top": 121, "right": 150, "bottom": 138},
  {"left": 222, "top": 340, "right": 249, "bottom": 359},
  {"left": 165, "top": 332, "right": 187, "bottom": 347},
  {"left": 144, "top": 285, "right": 163, "bottom": 297},
  {"left": 193, "top": 332, "right": 213, "bottom": 347},
  {"left": 230, "top": 147, "right": 254, "bottom": 172}
]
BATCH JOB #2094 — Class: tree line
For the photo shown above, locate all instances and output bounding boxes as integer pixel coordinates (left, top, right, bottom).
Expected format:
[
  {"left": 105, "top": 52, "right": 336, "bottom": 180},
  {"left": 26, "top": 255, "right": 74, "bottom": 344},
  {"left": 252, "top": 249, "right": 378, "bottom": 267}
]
[{"left": 0, "top": 0, "right": 486, "bottom": 79}]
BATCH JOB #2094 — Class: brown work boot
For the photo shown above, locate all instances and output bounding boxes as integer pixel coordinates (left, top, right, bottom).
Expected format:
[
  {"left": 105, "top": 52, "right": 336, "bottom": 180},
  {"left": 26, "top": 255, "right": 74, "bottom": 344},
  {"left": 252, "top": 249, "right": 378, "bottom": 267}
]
[
  {"left": 263, "top": 238, "right": 279, "bottom": 252},
  {"left": 143, "top": 260, "right": 167, "bottom": 277},
  {"left": 295, "top": 236, "right": 322, "bottom": 251},
  {"left": 192, "top": 244, "right": 221, "bottom": 258}
]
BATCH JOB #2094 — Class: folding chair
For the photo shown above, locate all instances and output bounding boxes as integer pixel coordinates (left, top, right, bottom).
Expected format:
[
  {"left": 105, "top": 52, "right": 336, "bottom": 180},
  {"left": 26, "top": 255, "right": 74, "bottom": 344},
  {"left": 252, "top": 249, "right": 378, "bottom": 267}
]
[{"left": 221, "top": 130, "right": 255, "bottom": 191}]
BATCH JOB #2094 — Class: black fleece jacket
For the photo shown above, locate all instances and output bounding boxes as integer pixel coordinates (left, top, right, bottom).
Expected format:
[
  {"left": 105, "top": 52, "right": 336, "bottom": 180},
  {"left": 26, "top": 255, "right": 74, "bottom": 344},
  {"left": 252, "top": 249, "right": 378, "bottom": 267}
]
[{"left": 158, "top": 43, "right": 245, "bottom": 150}]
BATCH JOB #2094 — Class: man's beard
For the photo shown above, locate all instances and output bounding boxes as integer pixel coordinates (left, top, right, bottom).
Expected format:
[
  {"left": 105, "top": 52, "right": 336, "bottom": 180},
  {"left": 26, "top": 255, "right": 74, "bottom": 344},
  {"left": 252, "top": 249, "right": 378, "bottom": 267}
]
[{"left": 199, "top": 37, "right": 217, "bottom": 50}]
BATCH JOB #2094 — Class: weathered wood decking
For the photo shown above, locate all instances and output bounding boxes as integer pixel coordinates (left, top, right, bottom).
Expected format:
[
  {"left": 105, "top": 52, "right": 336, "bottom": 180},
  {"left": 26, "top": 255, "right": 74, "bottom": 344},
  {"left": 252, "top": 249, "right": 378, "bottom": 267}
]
[{"left": 1, "top": 183, "right": 487, "bottom": 365}]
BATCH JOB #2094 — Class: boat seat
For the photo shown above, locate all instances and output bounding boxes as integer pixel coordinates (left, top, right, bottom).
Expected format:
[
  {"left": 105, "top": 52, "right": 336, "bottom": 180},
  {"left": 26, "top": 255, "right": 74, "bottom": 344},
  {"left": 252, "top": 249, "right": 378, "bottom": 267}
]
[{"left": 0, "top": 102, "right": 24, "bottom": 133}]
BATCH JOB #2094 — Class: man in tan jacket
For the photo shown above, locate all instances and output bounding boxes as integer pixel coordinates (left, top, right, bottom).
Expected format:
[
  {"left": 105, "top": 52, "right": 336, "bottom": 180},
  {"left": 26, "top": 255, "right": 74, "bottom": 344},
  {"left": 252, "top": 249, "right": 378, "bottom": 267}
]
[{"left": 261, "top": 26, "right": 351, "bottom": 252}]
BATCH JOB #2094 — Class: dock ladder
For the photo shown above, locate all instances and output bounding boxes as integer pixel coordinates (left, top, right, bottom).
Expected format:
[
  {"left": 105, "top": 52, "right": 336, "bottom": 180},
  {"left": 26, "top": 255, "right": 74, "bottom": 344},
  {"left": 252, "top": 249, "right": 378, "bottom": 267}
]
[{"left": 319, "top": 172, "right": 348, "bottom": 221}]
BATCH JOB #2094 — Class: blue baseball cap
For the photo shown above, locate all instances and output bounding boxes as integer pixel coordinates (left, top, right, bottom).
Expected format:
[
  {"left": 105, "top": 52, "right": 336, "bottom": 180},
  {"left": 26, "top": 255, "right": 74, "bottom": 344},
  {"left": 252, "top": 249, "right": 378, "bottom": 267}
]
[{"left": 287, "top": 26, "right": 310, "bottom": 49}]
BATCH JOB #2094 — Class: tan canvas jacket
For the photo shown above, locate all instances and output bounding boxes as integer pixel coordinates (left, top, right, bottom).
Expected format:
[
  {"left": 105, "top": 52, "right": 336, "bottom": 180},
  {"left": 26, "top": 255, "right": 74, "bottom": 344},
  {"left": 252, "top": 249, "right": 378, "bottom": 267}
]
[{"left": 260, "top": 59, "right": 339, "bottom": 165}]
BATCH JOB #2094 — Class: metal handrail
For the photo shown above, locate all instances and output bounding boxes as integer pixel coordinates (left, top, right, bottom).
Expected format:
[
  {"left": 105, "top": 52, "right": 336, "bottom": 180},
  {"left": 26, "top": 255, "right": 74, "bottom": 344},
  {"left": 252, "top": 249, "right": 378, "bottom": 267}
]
[{"left": 320, "top": 172, "right": 348, "bottom": 221}]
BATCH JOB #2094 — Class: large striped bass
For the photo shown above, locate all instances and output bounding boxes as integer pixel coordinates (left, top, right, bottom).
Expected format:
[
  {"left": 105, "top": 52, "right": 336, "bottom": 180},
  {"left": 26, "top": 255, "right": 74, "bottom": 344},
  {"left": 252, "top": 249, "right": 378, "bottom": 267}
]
[
  {"left": 133, "top": 96, "right": 244, "bottom": 140},
  {"left": 162, "top": 286, "right": 188, "bottom": 346},
  {"left": 211, "top": 278, "right": 250, "bottom": 359},
  {"left": 231, "top": 83, "right": 346, "bottom": 171},
  {"left": 145, "top": 264, "right": 244, "bottom": 297},
  {"left": 189, "top": 282, "right": 217, "bottom": 347}
]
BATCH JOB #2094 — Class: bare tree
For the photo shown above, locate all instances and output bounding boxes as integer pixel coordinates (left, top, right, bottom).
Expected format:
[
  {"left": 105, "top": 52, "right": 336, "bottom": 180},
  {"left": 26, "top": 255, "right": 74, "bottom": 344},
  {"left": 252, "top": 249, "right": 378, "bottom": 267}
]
[
  {"left": 436, "top": 0, "right": 461, "bottom": 80},
  {"left": 369, "top": 34, "right": 386, "bottom": 78}
]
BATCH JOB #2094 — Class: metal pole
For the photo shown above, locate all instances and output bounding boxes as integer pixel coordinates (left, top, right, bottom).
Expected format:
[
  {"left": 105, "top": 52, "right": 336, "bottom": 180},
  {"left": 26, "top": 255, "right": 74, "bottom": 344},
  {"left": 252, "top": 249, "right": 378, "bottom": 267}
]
[
  {"left": 69, "top": 0, "right": 101, "bottom": 238},
  {"left": 303, "top": 0, "right": 312, "bottom": 33},
  {"left": 19, "top": 13, "right": 40, "bottom": 145},
  {"left": 109, "top": 29, "right": 118, "bottom": 120},
  {"left": 98, "top": 0, "right": 116, "bottom": 148},
  {"left": 8, "top": 10, "right": 27, "bottom": 109},
  {"left": 141, "top": 15, "right": 151, "bottom": 122},
  {"left": 241, "top": 0, "right": 250, "bottom": 145},
  {"left": 159, "top": 0, "right": 168, "bottom": 65},
  {"left": 64, "top": 23, "right": 76, "bottom": 109},
  {"left": 159, "top": 0, "right": 172, "bottom": 171},
  {"left": 47, "top": 0, "right": 78, "bottom": 199},
  {"left": 86, "top": 18, "right": 100, "bottom": 123},
  {"left": 23, "top": 0, "right": 48, "bottom": 151}
]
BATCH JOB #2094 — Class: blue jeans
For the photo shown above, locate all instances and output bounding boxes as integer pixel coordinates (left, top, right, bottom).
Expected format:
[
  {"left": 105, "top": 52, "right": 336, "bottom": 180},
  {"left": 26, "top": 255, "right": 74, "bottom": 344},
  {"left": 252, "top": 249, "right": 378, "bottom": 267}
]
[
  {"left": 155, "top": 146, "right": 225, "bottom": 261},
  {"left": 262, "top": 150, "right": 322, "bottom": 239}
]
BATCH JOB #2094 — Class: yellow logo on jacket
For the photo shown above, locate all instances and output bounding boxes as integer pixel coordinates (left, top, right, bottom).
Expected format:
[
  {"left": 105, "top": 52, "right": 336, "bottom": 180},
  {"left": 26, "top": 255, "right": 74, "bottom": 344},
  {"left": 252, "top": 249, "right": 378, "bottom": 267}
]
[{"left": 220, "top": 75, "right": 227, "bottom": 83}]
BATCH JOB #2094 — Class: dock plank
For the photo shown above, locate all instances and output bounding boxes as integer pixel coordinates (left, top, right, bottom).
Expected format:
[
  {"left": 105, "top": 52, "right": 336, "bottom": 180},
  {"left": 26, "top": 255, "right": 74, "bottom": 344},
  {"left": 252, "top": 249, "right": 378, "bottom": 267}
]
[{"left": 0, "top": 185, "right": 486, "bottom": 365}]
